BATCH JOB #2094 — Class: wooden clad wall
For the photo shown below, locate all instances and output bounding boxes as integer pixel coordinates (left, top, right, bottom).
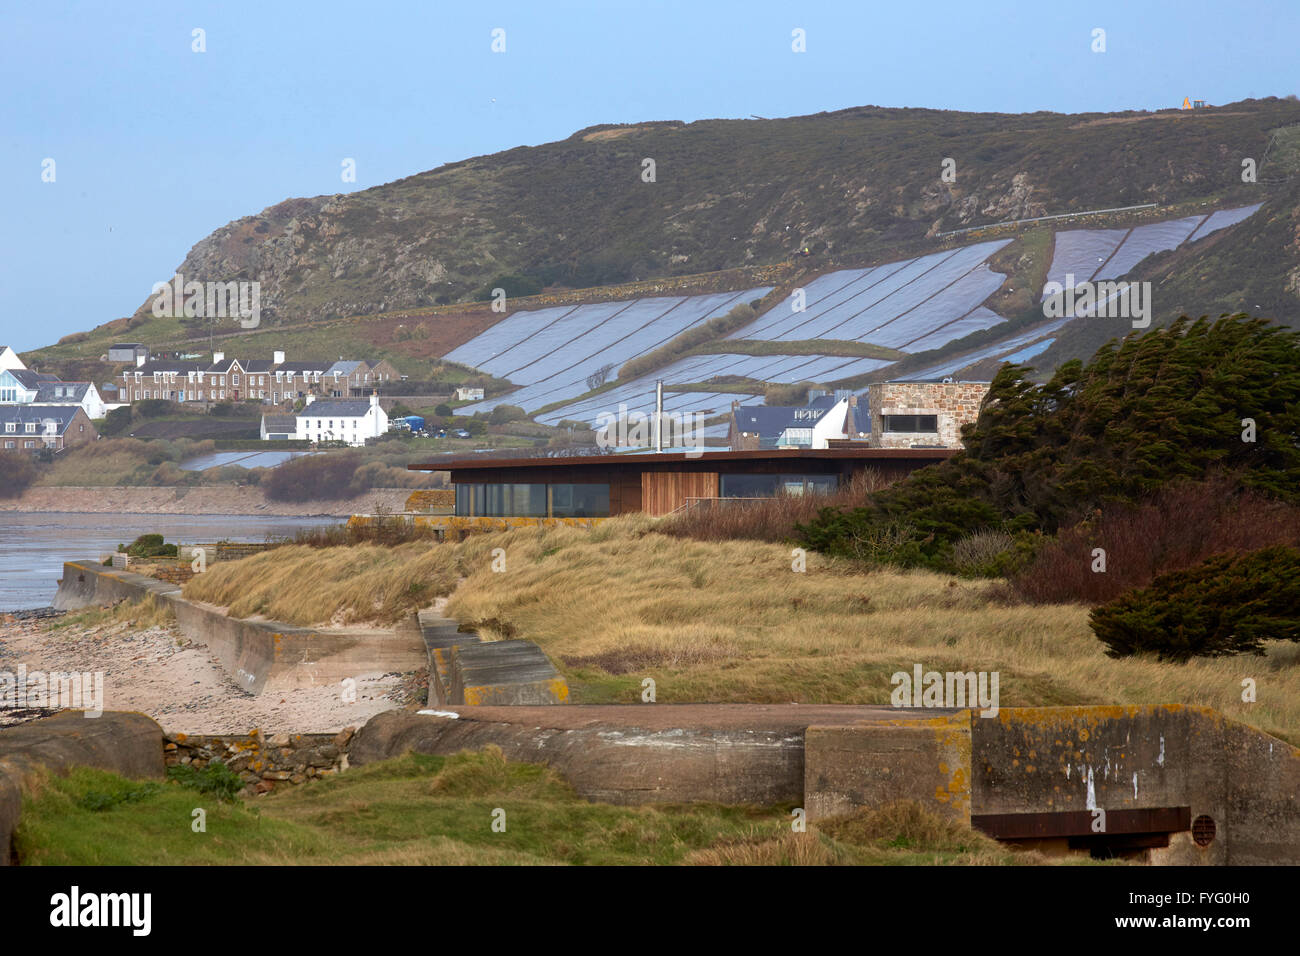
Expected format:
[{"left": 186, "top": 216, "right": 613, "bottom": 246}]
[
  {"left": 641, "top": 471, "right": 719, "bottom": 517},
  {"left": 610, "top": 472, "right": 643, "bottom": 516}
]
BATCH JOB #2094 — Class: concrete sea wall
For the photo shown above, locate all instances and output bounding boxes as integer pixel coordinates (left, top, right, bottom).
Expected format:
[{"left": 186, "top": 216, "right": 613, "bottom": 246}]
[{"left": 53, "top": 561, "right": 426, "bottom": 695}]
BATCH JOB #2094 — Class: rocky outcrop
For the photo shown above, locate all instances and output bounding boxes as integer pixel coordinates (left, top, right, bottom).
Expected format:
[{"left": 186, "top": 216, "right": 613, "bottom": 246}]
[{"left": 0, "top": 711, "right": 165, "bottom": 864}]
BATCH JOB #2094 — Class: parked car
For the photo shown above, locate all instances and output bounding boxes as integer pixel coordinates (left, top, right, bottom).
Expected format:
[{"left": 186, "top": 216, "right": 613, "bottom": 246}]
[{"left": 453, "top": 428, "right": 471, "bottom": 439}]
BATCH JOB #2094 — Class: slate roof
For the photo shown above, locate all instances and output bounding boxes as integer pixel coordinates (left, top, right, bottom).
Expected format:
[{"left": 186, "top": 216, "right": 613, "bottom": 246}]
[
  {"left": 733, "top": 404, "right": 829, "bottom": 438},
  {"left": 0, "top": 405, "right": 85, "bottom": 435},
  {"left": 275, "top": 360, "right": 334, "bottom": 373},
  {"left": 9, "top": 369, "right": 59, "bottom": 390},
  {"left": 261, "top": 414, "right": 297, "bottom": 432},
  {"left": 203, "top": 359, "right": 244, "bottom": 373},
  {"left": 34, "top": 382, "right": 91, "bottom": 403},
  {"left": 243, "top": 359, "right": 276, "bottom": 372},
  {"left": 131, "top": 360, "right": 201, "bottom": 374},
  {"left": 326, "top": 360, "right": 363, "bottom": 376},
  {"left": 299, "top": 400, "right": 373, "bottom": 418}
]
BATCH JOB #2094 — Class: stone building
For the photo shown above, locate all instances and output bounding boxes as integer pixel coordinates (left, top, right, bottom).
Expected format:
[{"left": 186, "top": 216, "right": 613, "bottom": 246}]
[{"left": 864, "top": 381, "right": 989, "bottom": 449}]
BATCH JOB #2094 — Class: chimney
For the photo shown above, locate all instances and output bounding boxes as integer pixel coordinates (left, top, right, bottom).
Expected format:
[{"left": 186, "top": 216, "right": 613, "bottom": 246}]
[
  {"left": 213, "top": 351, "right": 225, "bottom": 364},
  {"left": 135, "top": 354, "right": 147, "bottom": 368},
  {"left": 305, "top": 394, "right": 315, "bottom": 406},
  {"left": 273, "top": 350, "right": 285, "bottom": 365},
  {"left": 370, "top": 391, "right": 379, "bottom": 409}
]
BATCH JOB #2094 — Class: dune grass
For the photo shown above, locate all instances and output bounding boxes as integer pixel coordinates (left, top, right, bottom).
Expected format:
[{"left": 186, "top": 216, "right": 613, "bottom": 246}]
[
  {"left": 173, "top": 516, "right": 1300, "bottom": 745},
  {"left": 46, "top": 594, "right": 175, "bottom": 632},
  {"left": 182, "top": 542, "right": 459, "bottom": 626},
  {"left": 16, "top": 749, "right": 1040, "bottom": 866},
  {"left": 445, "top": 518, "right": 1300, "bottom": 745}
]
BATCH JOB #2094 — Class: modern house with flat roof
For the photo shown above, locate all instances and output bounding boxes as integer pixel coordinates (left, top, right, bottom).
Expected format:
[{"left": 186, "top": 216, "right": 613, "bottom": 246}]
[{"left": 409, "top": 447, "right": 953, "bottom": 519}]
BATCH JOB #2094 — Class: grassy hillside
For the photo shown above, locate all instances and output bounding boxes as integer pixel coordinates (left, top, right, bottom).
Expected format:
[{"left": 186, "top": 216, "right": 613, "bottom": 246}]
[{"left": 24, "top": 99, "right": 1300, "bottom": 401}]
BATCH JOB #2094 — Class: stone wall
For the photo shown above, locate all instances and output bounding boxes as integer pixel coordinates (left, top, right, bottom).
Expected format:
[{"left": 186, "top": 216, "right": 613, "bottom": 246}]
[
  {"left": 166, "top": 728, "right": 355, "bottom": 797},
  {"left": 866, "top": 381, "right": 989, "bottom": 449},
  {"left": 404, "top": 488, "right": 456, "bottom": 512}
]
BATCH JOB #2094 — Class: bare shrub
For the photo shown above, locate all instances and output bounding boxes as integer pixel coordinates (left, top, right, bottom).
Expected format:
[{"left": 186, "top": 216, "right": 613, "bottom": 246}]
[
  {"left": 1008, "top": 476, "right": 1300, "bottom": 604},
  {"left": 657, "top": 469, "right": 893, "bottom": 543},
  {"left": 0, "top": 451, "right": 40, "bottom": 498},
  {"left": 948, "top": 530, "right": 1016, "bottom": 575}
]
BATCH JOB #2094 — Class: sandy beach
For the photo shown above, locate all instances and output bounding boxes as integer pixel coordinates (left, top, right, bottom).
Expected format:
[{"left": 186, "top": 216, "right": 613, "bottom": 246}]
[{"left": 0, "top": 612, "right": 424, "bottom": 734}]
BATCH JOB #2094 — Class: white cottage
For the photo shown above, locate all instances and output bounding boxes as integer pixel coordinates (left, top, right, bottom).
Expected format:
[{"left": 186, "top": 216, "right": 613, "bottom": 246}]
[{"left": 295, "top": 394, "right": 388, "bottom": 446}]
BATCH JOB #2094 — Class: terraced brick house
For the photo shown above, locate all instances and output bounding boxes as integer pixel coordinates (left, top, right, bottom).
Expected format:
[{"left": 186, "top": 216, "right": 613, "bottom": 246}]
[
  {"left": 120, "top": 359, "right": 202, "bottom": 402},
  {"left": 117, "top": 351, "right": 400, "bottom": 407}
]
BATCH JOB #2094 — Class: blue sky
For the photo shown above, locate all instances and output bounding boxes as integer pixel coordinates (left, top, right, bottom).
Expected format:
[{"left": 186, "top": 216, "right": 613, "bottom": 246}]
[{"left": 1, "top": 0, "right": 1295, "bottom": 352}]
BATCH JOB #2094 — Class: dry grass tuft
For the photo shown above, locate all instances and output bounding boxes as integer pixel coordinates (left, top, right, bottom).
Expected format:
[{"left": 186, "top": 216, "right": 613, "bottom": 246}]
[
  {"left": 818, "top": 801, "right": 998, "bottom": 854},
  {"left": 685, "top": 831, "right": 848, "bottom": 866},
  {"left": 183, "top": 542, "right": 458, "bottom": 626},
  {"left": 444, "top": 518, "right": 1300, "bottom": 744}
]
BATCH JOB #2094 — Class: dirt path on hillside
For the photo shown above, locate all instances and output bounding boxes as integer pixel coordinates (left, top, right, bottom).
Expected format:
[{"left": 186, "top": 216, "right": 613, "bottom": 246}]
[
  {"left": 0, "top": 614, "right": 422, "bottom": 734},
  {"left": 0, "top": 485, "right": 414, "bottom": 516}
]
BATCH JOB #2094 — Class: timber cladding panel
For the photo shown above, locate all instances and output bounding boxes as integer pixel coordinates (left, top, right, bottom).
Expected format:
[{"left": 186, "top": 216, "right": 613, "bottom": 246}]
[{"left": 641, "top": 471, "right": 719, "bottom": 517}]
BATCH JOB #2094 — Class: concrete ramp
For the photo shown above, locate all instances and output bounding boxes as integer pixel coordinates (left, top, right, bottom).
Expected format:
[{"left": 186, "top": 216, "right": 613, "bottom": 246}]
[{"left": 418, "top": 611, "right": 567, "bottom": 707}]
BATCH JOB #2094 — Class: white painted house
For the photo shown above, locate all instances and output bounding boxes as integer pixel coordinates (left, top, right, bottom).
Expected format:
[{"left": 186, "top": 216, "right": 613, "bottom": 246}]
[
  {"left": 295, "top": 394, "right": 388, "bottom": 446},
  {"left": 0, "top": 346, "right": 26, "bottom": 372},
  {"left": 33, "top": 381, "right": 107, "bottom": 420}
]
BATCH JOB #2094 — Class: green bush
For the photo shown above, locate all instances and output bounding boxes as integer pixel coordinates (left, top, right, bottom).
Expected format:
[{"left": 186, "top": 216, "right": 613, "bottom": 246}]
[
  {"left": 99, "top": 406, "right": 134, "bottom": 436},
  {"left": 134, "top": 399, "right": 178, "bottom": 419},
  {"left": 489, "top": 404, "right": 527, "bottom": 424},
  {"left": 434, "top": 404, "right": 452, "bottom": 417},
  {"left": 122, "top": 533, "right": 177, "bottom": 558},
  {"left": 166, "top": 759, "right": 244, "bottom": 802},
  {"left": 1090, "top": 546, "right": 1300, "bottom": 661}
]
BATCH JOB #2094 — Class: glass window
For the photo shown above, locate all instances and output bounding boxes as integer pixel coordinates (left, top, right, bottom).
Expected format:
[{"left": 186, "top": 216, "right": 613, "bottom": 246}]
[
  {"left": 456, "top": 482, "right": 610, "bottom": 517},
  {"left": 482, "top": 483, "right": 548, "bottom": 517},
  {"left": 720, "top": 473, "right": 780, "bottom": 498},
  {"left": 720, "top": 473, "right": 838, "bottom": 498},
  {"left": 883, "top": 415, "right": 938, "bottom": 433},
  {"left": 550, "top": 483, "right": 610, "bottom": 518}
]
